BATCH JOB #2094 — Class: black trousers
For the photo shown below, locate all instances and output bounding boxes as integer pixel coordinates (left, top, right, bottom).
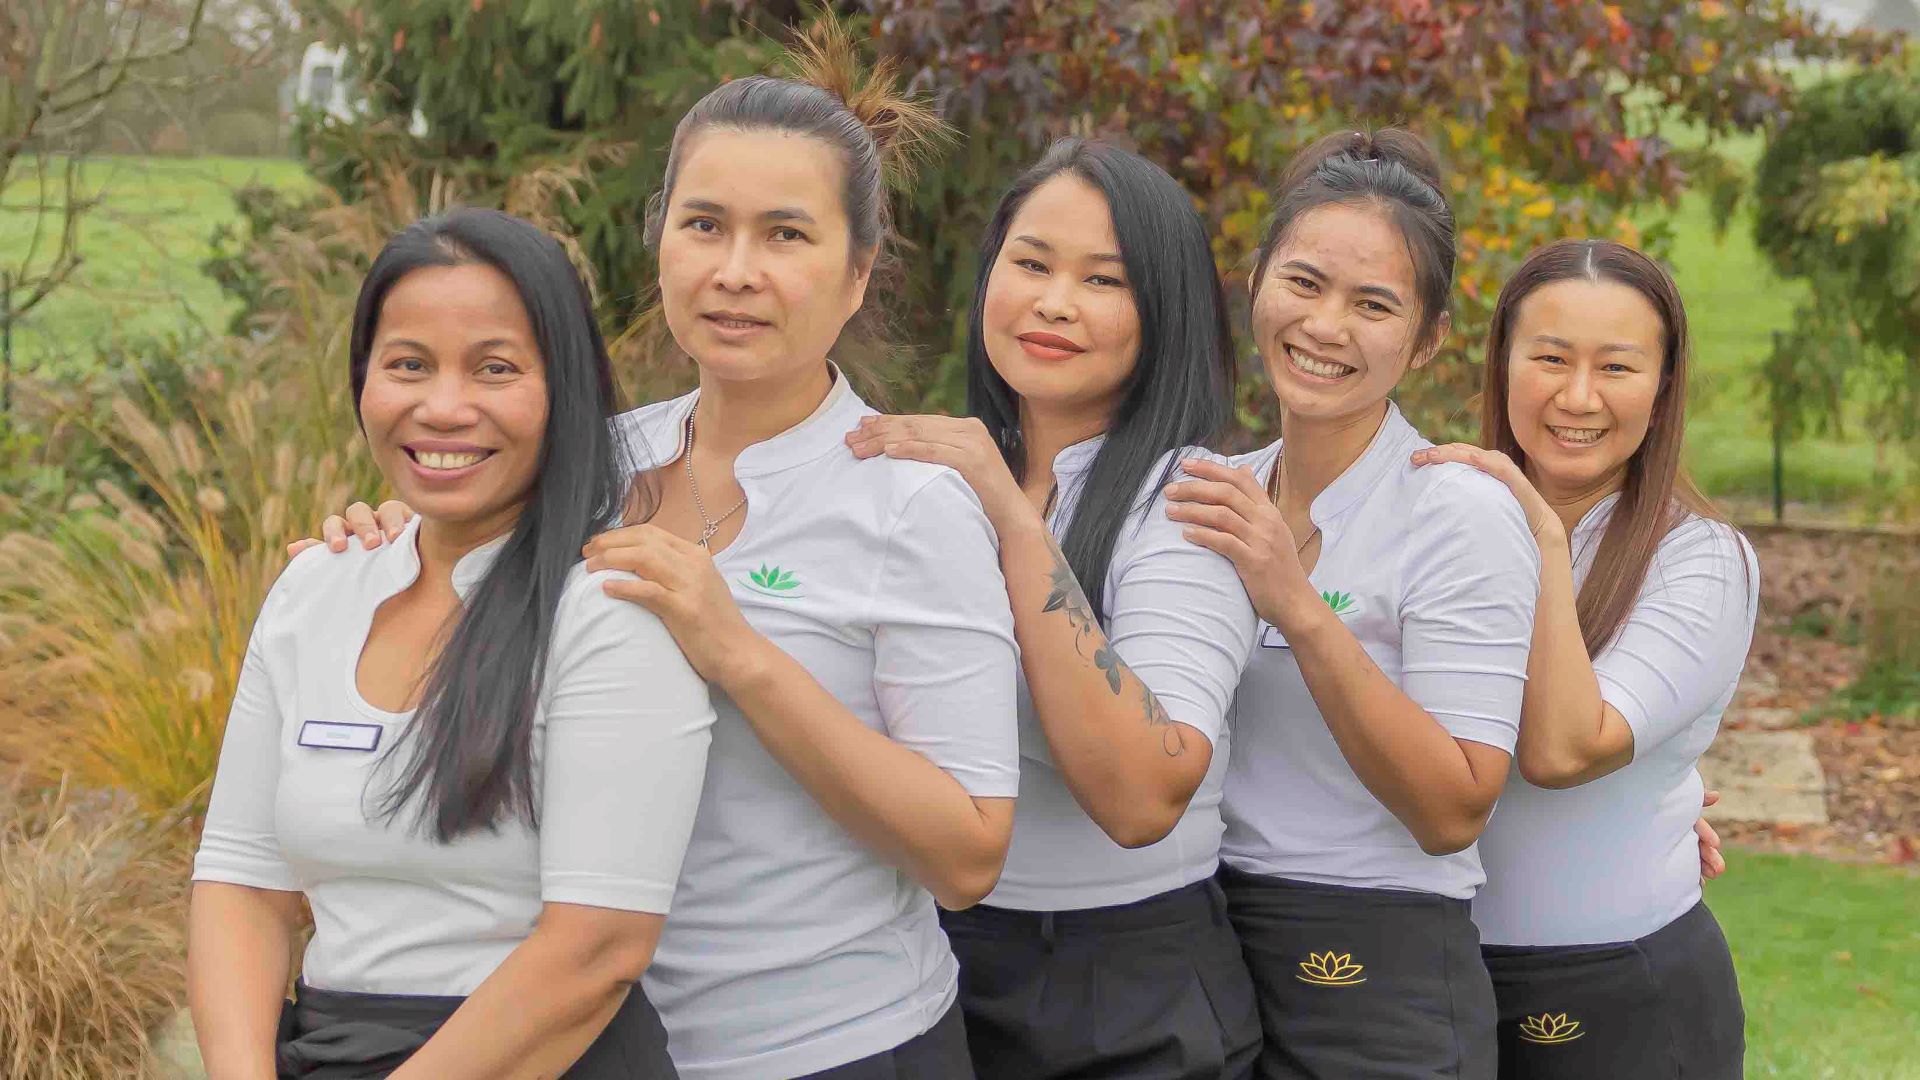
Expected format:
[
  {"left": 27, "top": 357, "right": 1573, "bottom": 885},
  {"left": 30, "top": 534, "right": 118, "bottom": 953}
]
[
  {"left": 1480, "top": 901, "right": 1744, "bottom": 1080},
  {"left": 1220, "top": 865, "right": 1496, "bottom": 1080},
  {"left": 940, "top": 877, "right": 1260, "bottom": 1080},
  {"left": 796, "top": 1005, "right": 975, "bottom": 1079},
  {"left": 274, "top": 979, "right": 675, "bottom": 1078}
]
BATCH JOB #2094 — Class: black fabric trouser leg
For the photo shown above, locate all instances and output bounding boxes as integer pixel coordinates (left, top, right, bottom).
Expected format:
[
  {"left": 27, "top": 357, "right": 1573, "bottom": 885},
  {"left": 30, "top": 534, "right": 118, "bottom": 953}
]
[
  {"left": 1219, "top": 865, "right": 1496, "bottom": 1080},
  {"left": 794, "top": 1005, "right": 974, "bottom": 1080},
  {"left": 940, "top": 876, "right": 1261, "bottom": 1080},
  {"left": 275, "top": 979, "right": 675, "bottom": 1079},
  {"left": 1481, "top": 901, "right": 1744, "bottom": 1080}
]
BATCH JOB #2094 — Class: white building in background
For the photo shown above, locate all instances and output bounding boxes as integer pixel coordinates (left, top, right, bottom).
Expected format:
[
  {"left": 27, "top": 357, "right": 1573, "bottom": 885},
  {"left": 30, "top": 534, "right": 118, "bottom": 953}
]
[{"left": 284, "top": 42, "right": 427, "bottom": 135}]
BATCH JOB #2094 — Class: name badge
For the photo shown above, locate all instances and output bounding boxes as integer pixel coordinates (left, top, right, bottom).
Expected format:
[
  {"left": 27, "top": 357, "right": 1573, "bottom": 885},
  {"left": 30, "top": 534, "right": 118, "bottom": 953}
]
[
  {"left": 1259, "top": 623, "right": 1291, "bottom": 650},
  {"left": 298, "top": 720, "right": 383, "bottom": 752}
]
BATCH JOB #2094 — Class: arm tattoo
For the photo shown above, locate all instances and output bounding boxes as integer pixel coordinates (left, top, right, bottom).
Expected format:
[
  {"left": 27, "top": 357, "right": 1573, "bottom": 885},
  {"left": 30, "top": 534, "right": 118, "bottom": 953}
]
[{"left": 1041, "top": 540, "right": 1187, "bottom": 757}]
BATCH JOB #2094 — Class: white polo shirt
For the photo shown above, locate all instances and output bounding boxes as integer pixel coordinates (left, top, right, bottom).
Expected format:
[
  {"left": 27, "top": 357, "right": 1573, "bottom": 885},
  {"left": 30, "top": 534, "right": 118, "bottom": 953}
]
[
  {"left": 986, "top": 439, "right": 1258, "bottom": 911},
  {"left": 191, "top": 518, "right": 716, "bottom": 996},
  {"left": 616, "top": 375, "right": 1021, "bottom": 1080},
  {"left": 1220, "top": 402, "right": 1540, "bottom": 900},
  {"left": 1474, "top": 498, "right": 1758, "bottom": 946}
]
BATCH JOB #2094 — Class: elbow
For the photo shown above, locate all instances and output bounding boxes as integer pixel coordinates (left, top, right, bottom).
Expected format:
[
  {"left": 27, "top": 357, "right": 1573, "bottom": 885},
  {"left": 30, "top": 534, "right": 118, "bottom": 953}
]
[
  {"left": 589, "top": 934, "right": 658, "bottom": 985},
  {"left": 1413, "top": 806, "right": 1494, "bottom": 857},
  {"left": 1517, "top": 745, "right": 1591, "bottom": 790},
  {"left": 1093, "top": 800, "right": 1183, "bottom": 850},
  {"left": 932, "top": 860, "right": 1004, "bottom": 911}
]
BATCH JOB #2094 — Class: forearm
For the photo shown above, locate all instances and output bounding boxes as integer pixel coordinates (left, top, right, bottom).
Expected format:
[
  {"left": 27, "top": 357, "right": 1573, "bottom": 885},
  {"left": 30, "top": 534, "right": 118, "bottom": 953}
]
[
  {"left": 389, "top": 927, "right": 638, "bottom": 1080},
  {"left": 1515, "top": 531, "right": 1634, "bottom": 788},
  {"left": 1000, "top": 518, "right": 1208, "bottom": 847},
  {"left": 187, "top": 883, "right": 301, "bottom": 1080},
  {"left": 1284, "top": 604, "right": 1501, "bottom": 854},
  {"left": 720, "top": 639, "right": 1012, "bottom": 907}
]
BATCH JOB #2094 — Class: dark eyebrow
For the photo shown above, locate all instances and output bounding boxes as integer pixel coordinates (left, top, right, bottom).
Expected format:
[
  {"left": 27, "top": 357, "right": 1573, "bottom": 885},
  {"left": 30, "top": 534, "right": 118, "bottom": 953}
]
[
  {"left": 681, "top": 197, "right": 816, "bottom": 226},
  {"left": 468, "top": 338, "right": 517, "bottom": 354},
  {"left": 1530, "top": 334, "right": 1646, "bottom": 356},
  {"left": 1355, "top": 283, "right": 1405, "bottom": 307},
  {"left": 1010, "top": 235, "right": 1123, "bottom": 263},
  {"left": 379, "top": 337, "right": 433, "bottom": 354}
]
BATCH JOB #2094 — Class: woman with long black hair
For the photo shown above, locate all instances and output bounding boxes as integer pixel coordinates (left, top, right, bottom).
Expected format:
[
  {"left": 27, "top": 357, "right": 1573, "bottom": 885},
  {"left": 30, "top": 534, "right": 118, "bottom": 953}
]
[
  {"left": 189, "top": 208, "right": 715, "bottom": 1078},
  {"left": 1165, "top": 129, "right": 1539, "bottom": 1078},
  {"left": 848, "top": 139, "right": 1260, "bottom": 1078},
  {"left": 1414, "top": 239, "right": 1754, "bottom": 1079}
]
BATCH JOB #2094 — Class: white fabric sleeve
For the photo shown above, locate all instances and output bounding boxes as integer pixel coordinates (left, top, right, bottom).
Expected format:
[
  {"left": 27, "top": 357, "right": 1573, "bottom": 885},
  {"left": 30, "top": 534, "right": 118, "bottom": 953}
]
[
  {"left": 1397, "top": 467, "right": 1541, "bottom": 752},
  {"left": 538, "top": 570, "right": 715, "bottom": 914},
  {"left": 1595, "top": 521, "right": 1759, "bottom": 755},
  {"left": 193, "top": 567, "right": 301, "bottom": 891},
  {"left": 867, "top": 470, "right": 1022, "bottom": 798},
  {"left": 1103, "top": 456, "right": 1259, "bottom": 744}
]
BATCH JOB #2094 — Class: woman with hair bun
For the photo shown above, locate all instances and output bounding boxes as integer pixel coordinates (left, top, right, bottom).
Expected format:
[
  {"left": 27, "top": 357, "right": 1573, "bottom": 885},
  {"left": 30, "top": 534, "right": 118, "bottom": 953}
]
[
  {"left": 1166, "top": 129, "right": 1538, "bottom": 1077},
  {"left": 301, "top": 23, "right": 1021, "bottom": 1079},
  {"left": 1416, "top": 239, "right": 1753, "bottom": 1079}
]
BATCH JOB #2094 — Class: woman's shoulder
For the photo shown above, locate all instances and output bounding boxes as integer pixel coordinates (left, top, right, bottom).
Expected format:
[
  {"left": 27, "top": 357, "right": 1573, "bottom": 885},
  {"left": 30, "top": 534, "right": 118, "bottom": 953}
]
[
  {"left": 260, "top": 536, "right": 401, "bottom": 627},
  {"left": 1649, "top": 511, "right": 1757, "bottom": 588}
]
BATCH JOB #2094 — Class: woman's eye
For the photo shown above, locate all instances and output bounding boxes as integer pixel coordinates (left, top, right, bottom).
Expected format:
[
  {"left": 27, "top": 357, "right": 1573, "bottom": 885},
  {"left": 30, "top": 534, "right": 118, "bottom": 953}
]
[
  {"left": 389, "top": 357, "right": 426, "bottom": 373},
  {"left": 1536, "top": 354, "right": 1566, "bottom": 366},
  {"left": 1359, "top": 299, "right": 1388, "bottom": 313},
  {"left": 685, "top": 217, "right": 718, "bottom": 234},
  {"left": 480, "top": 361, "right": 515, "bottom": 377},
  {"left": 1604, "top": 362, "right": 1632, "bottom": 374},
  {"left": 1088, "top": 275, "right": 1126, "bottom": 289},
  {"left": 1015, "top": 258, "right": 1048, "bottom": 274},
  {"left": 772, "top": 226, "right": 806, "bottom": 242},
  {"left": 1289, "top": 276, "right": 1318, "bottom": 292}
]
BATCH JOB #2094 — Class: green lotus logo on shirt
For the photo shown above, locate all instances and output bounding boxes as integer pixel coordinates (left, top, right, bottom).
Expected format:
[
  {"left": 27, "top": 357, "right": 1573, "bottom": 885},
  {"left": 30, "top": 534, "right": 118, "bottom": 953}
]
[
  {"left": 1321, "top": 590, "right": 1359, "bottom": 616},
  {"left": 744, "top": 564, "right": 801, "bottom": 597}
]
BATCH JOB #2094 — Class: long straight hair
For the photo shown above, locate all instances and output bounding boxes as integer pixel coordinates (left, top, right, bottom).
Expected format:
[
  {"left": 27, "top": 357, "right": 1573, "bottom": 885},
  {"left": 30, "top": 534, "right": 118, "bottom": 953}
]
[
  {"left": 968, "top": 138, "right": 1236, "bottom": 623},
  {"left": 348, "top": 208, "right": 636, "bottom": 842},
  {"left": 1481, "top": 238, "right": 1729, "bottom": 655}
]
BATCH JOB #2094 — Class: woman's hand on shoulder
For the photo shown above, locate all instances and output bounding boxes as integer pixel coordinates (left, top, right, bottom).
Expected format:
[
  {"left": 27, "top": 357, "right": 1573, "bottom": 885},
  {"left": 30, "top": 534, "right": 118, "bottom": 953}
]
[
  {"left": 583, "top": 524, "right": 765, "bottom": 686},
  {"left": 285, "top": 500, "right": 414, "bottom": 558},
  {"left": 844, "top": 414, "right": 1036, "bottom": 533},
  {"left": 1410, "top": 444, "right": 1560, "bottom": 545},
  {"left": 1162, "top": 457, "right": 1321, "bottom": 631}
]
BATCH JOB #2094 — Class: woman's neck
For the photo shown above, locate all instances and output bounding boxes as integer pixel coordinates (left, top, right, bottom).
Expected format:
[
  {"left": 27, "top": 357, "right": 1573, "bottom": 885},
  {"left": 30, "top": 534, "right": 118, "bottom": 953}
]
[
  {"left": 692, "top": 358, "right": 835, "bottom": 460},
  {"left": 1532, "top": 463, "right": 1628, "bottom": 538},
  {"left": 1275, "top": 399, "right": 1390, "bottom": 510},
  {"left": 416, "top": 509, "right": 519, "bottom": 588},
  {"left": 1018, "top": 397, "right": 1112, "bottom": 508}
]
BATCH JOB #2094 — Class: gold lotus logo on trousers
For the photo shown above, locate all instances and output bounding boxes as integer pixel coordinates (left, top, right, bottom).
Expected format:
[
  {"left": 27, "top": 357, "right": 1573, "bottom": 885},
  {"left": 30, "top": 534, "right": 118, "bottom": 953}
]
[
  {"left": 1518, "top": 1013, "right": 1584, "bottom": 1044},
  {"left": 1295, "top": 951, "right": 1366, "bottom": 986}
]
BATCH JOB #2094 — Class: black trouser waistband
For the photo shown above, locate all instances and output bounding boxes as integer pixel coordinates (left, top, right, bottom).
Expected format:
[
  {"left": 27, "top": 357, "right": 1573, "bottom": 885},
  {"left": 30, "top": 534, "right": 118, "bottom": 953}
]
[{"left": 947, "top": 876, "right": 1225, "bottom": 940}]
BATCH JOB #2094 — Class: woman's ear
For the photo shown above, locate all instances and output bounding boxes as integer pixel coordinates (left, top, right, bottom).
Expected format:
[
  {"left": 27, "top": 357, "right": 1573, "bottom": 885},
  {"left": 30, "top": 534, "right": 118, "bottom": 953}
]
[
  {"left": 845, "top": 249, "right": 877, "bottom": 321},
  {"left": 1409, "top": 310, "right": 1452, "bottom": 371}
]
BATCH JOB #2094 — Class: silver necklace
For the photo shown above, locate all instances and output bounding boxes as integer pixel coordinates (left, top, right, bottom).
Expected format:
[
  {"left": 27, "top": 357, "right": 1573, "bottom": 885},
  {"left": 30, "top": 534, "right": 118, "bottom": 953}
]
[
  {"left": 1268, "top": 453, "right": 1321, "bottom": 555},
  {"left": 684, "top": 410, "right": 746, "bottom": 548}
]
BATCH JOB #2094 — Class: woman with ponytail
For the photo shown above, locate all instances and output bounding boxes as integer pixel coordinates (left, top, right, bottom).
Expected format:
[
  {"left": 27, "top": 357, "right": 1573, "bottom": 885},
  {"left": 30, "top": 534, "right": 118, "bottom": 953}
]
[
  {"left": 1414, "top": 239, "right": 1753, "bottom": 1079},
  {"left": 302, "top": 24, "right": 1020, "bottom": 1079},
  {"left": 848, "top": 139, "right": 1261, "bottom": 1078},
  {"left": 1165, "top": 129, "right": 1538, "bottom": 1077}
]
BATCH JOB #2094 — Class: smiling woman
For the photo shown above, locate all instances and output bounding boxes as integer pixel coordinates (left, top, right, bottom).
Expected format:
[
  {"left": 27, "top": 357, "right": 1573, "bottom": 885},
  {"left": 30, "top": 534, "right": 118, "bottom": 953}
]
[{"left": 188, "top": 209, "right": 715, "bottom": 1079}]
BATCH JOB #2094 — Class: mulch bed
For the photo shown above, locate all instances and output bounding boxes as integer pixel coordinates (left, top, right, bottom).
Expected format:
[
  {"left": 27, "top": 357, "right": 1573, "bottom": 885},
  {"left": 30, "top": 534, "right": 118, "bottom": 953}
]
[{"left": 1716, "top": 525, "right": 1918, "bottom": 867}]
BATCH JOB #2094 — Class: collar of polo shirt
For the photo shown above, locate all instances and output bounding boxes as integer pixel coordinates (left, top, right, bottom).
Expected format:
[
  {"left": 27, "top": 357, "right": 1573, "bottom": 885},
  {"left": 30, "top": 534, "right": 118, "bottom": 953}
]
[
  {"left": 377, "top": 516, "right": 512, "bottom": 601},
  {"left": 1266, "top": 400, "right": 1421, "bottom": 531},
  {"left": 629, "top": 361, "right": 861, "bottom": 479}
]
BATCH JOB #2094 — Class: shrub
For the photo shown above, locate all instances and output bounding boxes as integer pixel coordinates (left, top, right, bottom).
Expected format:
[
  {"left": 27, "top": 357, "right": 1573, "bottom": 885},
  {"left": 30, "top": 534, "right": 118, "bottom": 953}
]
[{"left": 0, "top": 778, "right": 191, "bottom": 1080}]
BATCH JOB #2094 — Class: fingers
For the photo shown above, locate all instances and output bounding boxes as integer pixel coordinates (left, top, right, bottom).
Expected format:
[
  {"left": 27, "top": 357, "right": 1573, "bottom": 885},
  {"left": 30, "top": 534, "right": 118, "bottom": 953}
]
[
  {"left": 583, "top": 524, "right": 705, "bottom": 581},
  {"left": 1180, "top": 522, "right": 1255, "bottom": 566},
  {"left": 1695, "top": 816, "right": 1726, "bottom": 880},
  {"left": 1162, "top": 477, "right": 1259, "bottom": 520},
  {"left": 319, "top": 515, "right": 351, "bottom": 552},
  {"left": 847, "top": 414, "right": 978, "bottom": 456},
  {"left": 375, "top": 500, "right": 413, "bottom": 540},
  {"left": 287, "top": 538, "right": 322, "bottom": 558},
  {"left": 1176, "top": 457, "right": 1268, "bottom": 502},
  {"left": 1164, "top": 498, "right": 1253, "bottom": 540},
  {"left": 600, "top": 575, "right": 668, "bottom": 612},
  {"left": 342, "top": 502, "right": 384, "bottom": 549},
  {"left": 1702, "top": 789, "right": 1721, "bottom": 809},
  {"left": 877, "top": 439, "right": 968, "bottom": 470}
]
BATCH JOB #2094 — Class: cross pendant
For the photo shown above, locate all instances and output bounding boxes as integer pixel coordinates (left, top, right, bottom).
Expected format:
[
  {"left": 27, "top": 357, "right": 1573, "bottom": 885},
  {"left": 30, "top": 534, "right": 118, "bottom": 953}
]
[{"left": 697, "top": 523, "right": 720, "bottom": 548}]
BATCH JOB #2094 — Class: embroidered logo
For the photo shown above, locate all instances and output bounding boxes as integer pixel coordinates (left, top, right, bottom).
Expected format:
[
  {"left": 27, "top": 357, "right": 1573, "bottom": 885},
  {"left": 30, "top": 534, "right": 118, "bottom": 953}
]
[
  {"left": 1321, "top": 590, "right": 1359, "bottom": 616},
  {"left": 1518, "top": 1013, "right": 1585, "bottom": 1045},
  {"left": 744, "top": 564, "right": 801, "bottom": 598},
  {"left": 1295, "top": 951, "right": 1366, "bottom": 986}
]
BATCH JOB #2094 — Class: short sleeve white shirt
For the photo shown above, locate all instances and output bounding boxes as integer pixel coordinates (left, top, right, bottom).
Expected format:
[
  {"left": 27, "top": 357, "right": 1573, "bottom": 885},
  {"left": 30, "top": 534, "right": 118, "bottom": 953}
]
[
  {"left": 1220, "top": 402, "right": 1541, "bottom": 899},
  {"left": 616, "top": 373, "right": 1022, "bottom": 1080},
  {"left": 191, "top": 518, "right": 716, "bottom": 996},
  {"left": 985, "top": 440, "right": 1258, "bottom": 911},
  {"left": 1473, "top": 498, "right": 1759, "bottom": 945}
]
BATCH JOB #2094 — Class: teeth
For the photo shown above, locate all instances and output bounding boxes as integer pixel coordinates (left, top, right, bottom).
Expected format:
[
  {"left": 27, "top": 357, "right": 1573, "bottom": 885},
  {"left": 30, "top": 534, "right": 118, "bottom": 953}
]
[
  {"left": 1548, "top": 426, "right": 1605, "bottom": 445},
  {"left": 714, "top": 317, "right": 762, "bottom": 329},
  {"left": 416, "top": 451, "right": 486, "bottom": 470},
  {"left": 1287, "top": 345, "right": 1355, "bottom": 379}
]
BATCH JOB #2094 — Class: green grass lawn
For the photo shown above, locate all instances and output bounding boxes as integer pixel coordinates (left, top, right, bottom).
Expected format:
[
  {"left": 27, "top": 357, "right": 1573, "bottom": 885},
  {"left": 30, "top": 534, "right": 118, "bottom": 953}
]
[
  {"left": 0, "top": 154, "right": 313, "bottom": 377},
  {"left": 1714, "top": 850, "right": 1920, "bottom": 1078},
  {"left": 1651, "top": 120, "right": 1907, "bottom": 516}
]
